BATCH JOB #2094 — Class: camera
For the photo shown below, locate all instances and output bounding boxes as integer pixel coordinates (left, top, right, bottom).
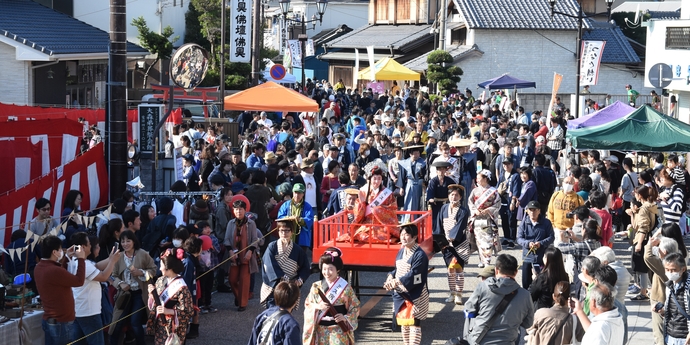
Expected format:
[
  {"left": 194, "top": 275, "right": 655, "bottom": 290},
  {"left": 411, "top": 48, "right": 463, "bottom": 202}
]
[
  {"left": 566, "top": 212, "right": 574, "bottom": 219},
  {"left": 74, "top": 245, "right": 81, "bottom": 251}
]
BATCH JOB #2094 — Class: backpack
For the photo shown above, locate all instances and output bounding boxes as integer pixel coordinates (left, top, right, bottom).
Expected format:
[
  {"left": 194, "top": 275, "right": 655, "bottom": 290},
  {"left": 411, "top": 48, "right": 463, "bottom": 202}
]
[{"left": 280, "top": 133, "right": 294, "bottom": 152}]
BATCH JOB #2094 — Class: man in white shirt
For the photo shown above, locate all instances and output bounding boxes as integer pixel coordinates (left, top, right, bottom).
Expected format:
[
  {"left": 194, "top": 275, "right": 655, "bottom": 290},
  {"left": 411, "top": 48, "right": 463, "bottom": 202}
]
[
  {"left": 295, "top": 159, "right": 320, "bottom": 212},
  {"left": 572, "top": 282, "right": 625, "bottom": 345},
  {"left": 68, "top": 232, "right": 120, "bottom": 345},
  {"left": 258, "top": 111, "right": 273, "bottom": 128}
]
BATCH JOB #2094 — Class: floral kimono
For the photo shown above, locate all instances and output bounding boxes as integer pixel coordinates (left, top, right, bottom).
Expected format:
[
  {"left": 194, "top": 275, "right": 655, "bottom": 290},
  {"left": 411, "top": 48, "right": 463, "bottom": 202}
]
[
  {"left": 337, "top": 184, "right": 398, "bottom": 244},
  {"left": 303, "top": 278, "right": 360, "bottom": 345},
  {"left": 146, "top": 275, "right": 194, "bottom": 345},
  {"left": 468, "top": 185, "right": 502, "bottom": 265}
]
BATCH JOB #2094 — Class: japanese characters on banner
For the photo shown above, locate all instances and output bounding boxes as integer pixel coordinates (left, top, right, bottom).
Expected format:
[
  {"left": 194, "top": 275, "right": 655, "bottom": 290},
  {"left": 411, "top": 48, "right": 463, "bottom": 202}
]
[
  {"left": 287, "top": 40, "right": 302, "bottom": 68},
  {"left": 230, "top": 0, "right": 253, "bottom": 63},
  {"left": 138, "top": 104, "right": 163, "bottom": 152},
  {"left": 580, "top": 40, "right": 606, "bottom": 86}
]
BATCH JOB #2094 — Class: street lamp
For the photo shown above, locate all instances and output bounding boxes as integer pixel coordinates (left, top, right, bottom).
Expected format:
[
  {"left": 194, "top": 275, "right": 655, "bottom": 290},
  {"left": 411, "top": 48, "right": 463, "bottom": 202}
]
[
  {"left": 548, "top": 0, "right": 614, "bottom": 118},
  {"left": 280, "top": 0, "right": 328, "bottom": 93}
]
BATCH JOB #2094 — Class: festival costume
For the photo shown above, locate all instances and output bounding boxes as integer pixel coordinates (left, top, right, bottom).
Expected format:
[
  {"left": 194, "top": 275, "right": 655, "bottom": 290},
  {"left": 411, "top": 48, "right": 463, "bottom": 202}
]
[
  {"left": 436, "top": 202, "right": 470, "bottom": 302},
  {"left": 468, "top": 184, "right": 502, "bottom": 266},
  {"left": 337, "top": 183, "right": 398, "bottom": 243},
  {"left": 397, "top": 157, "right": 426, "bottom": 223},
  {"left": 277, "top": 201, "right": 315, "bottom": 248},
  {"left": 303, "top": 277, "right": 360, "bottom": 345},
  {"left": 429, "top": 155, "right": 461, "bottom": 183},
  {"left": 260, "top": 239, "right": 311, "bottom": 308},
  {"left": 146, "top": 276, "right": 194, "bottom": 345},
  {"left": 426, "top": 176, "right": 456, "bottom": 230},
  {"left": 248, "top": 306, "right": 302, "bottom": 345},
  {"left": 391, "top": 243, "right": 429, "bottom": 345},
  {"left": 225, "top": 217, "right": 259, "bottom": 309}
]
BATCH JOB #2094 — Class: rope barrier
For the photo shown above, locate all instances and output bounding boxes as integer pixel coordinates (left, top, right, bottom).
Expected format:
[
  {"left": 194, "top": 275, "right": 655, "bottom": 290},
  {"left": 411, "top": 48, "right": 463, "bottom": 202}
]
[{"left": 66, "top": 224, "right": 280, "bottom": 345}]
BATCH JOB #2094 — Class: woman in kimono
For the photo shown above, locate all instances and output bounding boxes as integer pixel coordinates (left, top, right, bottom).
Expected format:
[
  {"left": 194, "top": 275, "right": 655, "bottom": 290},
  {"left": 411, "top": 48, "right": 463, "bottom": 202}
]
[
  {"left": 249, "top": 282, "right": 302, "bottom": 345},
  {"left": 303, "top": 247, "right": 360, "bottom": 345},
  {"left": 468, "top": 170, "right": 502, "bottom": 268},
  {"left": 435, "top": 185, "right": 470, "bottom": 305},
  {"left": 340, "top": 166, "right": 398, "bottom": 243},
  {"left": 397, "top": 145, "right": 426, "bottom": 223},
  {"left": 146, "top": 248, "right": 194, "bottom": 345},
  {"left": 260, "top": 217, "right": 311, "bottom": 308},
  {"left": 224, "top": 199, "right": 260, "bottom": 311},
  {"left": 384, "top": 224, "right": 429, "bottom": 345}
]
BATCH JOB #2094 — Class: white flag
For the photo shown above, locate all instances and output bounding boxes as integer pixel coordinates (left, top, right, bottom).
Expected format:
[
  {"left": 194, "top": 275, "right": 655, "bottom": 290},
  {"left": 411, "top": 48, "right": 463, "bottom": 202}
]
[
  {"left": 366, "top": 45, "right": 376, "bottom": 82},
  {"left": 354, "top": 48, "right": 360, "bottom": 86},
  {"left": 579, "top": 40, "right": 606, "bottom": 86}
]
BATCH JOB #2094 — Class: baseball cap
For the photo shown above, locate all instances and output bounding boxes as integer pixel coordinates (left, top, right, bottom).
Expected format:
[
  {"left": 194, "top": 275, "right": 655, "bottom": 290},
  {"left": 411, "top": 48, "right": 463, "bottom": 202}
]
[
  {"left": 526, "top": 200, "right": 541, "bottom": 209},
  {"left": 478, "top": 265, "right": 495, "bottom": 278},
  {"left": 293, "top": 183, "right": 306, "bottom": 193}
]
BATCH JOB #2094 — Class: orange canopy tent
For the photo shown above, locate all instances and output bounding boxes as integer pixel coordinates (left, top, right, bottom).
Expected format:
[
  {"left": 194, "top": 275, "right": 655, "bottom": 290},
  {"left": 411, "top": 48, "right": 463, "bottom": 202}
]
[{"left": 223, "top": 81, "right": 319, "bottom": 112}]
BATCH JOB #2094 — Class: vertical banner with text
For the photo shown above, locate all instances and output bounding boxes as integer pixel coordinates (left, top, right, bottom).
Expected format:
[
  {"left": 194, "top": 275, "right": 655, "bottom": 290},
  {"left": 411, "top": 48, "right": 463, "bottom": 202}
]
[
  {"left": 230, "top": 0, "right": 253, "bottom": 63},
  {"left": 580, "top": 40, "right": 606, "bottom": 86},
  {"left": 366, "top": 45, "right": 376, "bottom": 81},
  {"left": 547, "top": 72, "right": 563, "bottom": 118},
  {"left": 288, "top": 40, "right": 302, "bottom": 68}
]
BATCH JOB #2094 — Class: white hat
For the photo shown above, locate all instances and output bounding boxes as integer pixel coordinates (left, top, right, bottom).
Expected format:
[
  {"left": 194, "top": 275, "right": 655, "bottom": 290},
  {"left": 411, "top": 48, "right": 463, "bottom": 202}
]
[
  {"left": 479, "top": 169, "right": 492, "bottom": 179},
  {"left": 374, "top": 115, "right": 382, "bottom": 121},
  {"left": 604, "top": 155, "right": 619, "bottom": 163},
  {"left": 329, "top": 95, "right": 335, "bottom": 101}
]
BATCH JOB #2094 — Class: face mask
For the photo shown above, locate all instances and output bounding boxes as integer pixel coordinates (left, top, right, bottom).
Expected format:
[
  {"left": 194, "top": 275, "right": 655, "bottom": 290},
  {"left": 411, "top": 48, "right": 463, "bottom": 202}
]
[
  {"left": 562, "top": 183, "right": 574, "bottom": 193},
  {"left": 127, "top": 202, "right": 133, "bottom": 208},
  {"left": 652, "top": 246, "right": 660, "bottom": 257},
  {"left": 173, "top": 239, "right": 182, "bottom": 248},
  {"left": 666, "top": 271, "right": 682, "bottom": 282},
  {"left": 365, "top": 150, "right": 370, "bottom": 156}
]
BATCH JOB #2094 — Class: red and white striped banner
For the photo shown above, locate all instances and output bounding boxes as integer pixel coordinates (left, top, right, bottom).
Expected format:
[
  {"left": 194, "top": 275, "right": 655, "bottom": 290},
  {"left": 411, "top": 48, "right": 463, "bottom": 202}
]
[
  {"left": 0, "top": 142, "right": 108, "bottom": 246},
  {"left": 0, "top": 118, "right": 83, "bottom": 194}
]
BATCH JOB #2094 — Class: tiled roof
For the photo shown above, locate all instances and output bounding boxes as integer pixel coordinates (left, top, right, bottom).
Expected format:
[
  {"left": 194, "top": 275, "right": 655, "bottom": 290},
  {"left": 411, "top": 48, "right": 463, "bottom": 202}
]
[
  {"left": 0, "top": 0, "right": 147, "bottom": 56},
  {"left": 454, "top": 0, "right": 592, "bottom": 30},
  {"left": 583, "top": 23, "right": 641, "bottom": 64},
  {"left": 404, "top": 45, "right": 483, "bottom": 71},
  {"left": 311, "top": 25, "right": 353, "bottom": 46},
  {"left": 648, "top": 10, "right": 681, "bottom": 20},
  {"left": 326, "top": 24, "right": 433, "bottom": 52}
]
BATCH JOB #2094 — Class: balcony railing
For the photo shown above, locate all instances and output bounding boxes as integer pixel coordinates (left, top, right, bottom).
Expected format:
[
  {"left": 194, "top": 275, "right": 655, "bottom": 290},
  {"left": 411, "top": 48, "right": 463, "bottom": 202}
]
[{"left": 666, "top": 27, "right": 690, "bottom": 50}]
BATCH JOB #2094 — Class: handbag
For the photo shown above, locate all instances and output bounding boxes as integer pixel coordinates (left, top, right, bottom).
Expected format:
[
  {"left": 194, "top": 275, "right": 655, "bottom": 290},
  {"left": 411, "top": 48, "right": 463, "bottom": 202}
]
[
  {"left": 165, "top": 321, "right": 182, "bottom": 345},
  {"left": 396, "top": 300, "right": 416, "bottom": 326}
]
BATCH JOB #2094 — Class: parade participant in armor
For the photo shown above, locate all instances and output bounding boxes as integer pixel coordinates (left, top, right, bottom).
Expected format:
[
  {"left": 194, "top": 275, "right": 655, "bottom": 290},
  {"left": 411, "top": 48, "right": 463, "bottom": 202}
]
[
  {"left": 277, "top": 183, "right": 315, "bottom": 250},
  {"left": 260, "top": 217, "right": 311, "bottom": 308},
  {"left": 303, "top": 248, "right": 360, "bottom": 345},
  {"left": 469, "top": 170, "right": 502, "bottom": 267},
  {"left": 339, "top": 166, "right": 398, "bottom": 243},
  {"left": 224, "top": 200, "right": 260, "bottom": 311},
  {"left": 384, "top": 224, "right": 429, "bottom": 345},
  {"left": 397, "top": 145, "right": 427, "bottom": 223},
  {"left": 436, "top": 185, "right": 470, "bottom": 305},
  {"left": 426, "top": 161, "right": 456, "bottom": 229}
]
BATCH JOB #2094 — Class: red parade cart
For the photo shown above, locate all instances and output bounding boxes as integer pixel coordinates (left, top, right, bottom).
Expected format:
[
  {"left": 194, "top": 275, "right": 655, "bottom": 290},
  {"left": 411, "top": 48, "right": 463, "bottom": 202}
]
[{"left": 312, "top": 210, "right": 433, "bottom": 296}]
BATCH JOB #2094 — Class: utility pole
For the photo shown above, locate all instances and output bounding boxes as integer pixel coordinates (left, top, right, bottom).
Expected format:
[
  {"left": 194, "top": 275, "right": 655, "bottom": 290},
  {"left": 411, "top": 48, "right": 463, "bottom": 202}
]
[
  {"left": 439, "top": 0, "right": 447, "bottom": 51},
  {"left": 220, "top": 0, "right": 226, "bottom": 112},
  {"left": 251, "top": 0, "right": 262, "bottom": 85},
  {"left": 109, "top": 0, "right": 128, "bottom": 198}
]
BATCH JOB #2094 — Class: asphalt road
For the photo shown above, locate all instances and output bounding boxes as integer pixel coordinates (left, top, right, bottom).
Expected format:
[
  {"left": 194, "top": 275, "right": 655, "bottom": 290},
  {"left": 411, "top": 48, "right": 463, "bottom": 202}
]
[{"left": 181, "top": 245, "right": 527, "bottom": 345}]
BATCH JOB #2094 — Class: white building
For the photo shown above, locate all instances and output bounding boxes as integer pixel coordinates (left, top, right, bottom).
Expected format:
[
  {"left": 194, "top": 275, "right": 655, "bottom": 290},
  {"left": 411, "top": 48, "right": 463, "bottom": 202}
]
[
  {"left": 73, "top": 0, "right": 188, "bottom": 49},
  {"left": 263, "top": 0, "right": 369, "bottom": 53},
  {"left": 644, "top": 1, "right": 690, "bottom": 122},
  {"left": 404, "top": 0, "right": 652, "bottom": 114}
]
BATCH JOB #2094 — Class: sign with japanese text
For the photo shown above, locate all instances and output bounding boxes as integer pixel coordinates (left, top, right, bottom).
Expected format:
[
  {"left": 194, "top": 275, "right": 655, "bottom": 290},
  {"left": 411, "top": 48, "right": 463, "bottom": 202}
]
[
  {"left": 579, "top": 40, "right": 606, "bottom": 86},
  {"left": 287, "top": 40, "right": 302, "bottom": 68},
  {"left": 230, "top": 0, "right": 253, "bottom": 63},
  {"left": 137, "top": 104, "right": 163, "bottom": 152}
]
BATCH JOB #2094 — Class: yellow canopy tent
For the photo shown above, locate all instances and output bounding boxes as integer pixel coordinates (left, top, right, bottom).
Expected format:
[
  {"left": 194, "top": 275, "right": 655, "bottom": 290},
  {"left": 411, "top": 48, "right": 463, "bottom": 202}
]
[{"left": 357, "top": 57, "right": 421, "bottom": 81}]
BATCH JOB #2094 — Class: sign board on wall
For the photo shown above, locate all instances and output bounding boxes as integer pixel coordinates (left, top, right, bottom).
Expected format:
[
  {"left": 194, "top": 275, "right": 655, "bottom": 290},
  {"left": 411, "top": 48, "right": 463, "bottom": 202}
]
[
  {"left": 138, "top": 104, "right": 164, "bottom": 152},
  {"left": 230, "top": 0, "right": 253, "bottom": 63}
]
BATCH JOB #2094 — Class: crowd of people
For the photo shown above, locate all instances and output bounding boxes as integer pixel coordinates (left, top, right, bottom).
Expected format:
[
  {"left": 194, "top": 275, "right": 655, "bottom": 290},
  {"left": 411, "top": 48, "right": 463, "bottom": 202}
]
[{"left": 3, "top": 79, "right": 690, "bottom": 345}]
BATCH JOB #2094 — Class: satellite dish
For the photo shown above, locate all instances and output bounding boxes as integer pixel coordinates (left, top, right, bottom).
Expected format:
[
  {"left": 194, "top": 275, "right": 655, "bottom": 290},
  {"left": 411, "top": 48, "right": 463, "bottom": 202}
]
[
  {"left": 648, "top": 63, "right": 673, "bottom": 88},
  {"left": 170, "top": 43, "right": 210, "bottom": 92}
]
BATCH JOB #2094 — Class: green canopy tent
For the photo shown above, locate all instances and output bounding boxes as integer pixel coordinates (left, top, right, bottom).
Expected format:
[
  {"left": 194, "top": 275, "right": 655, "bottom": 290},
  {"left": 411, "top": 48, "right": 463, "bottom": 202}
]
[{"left": 568, "top": 105, "right": 690, "bottom": 152}]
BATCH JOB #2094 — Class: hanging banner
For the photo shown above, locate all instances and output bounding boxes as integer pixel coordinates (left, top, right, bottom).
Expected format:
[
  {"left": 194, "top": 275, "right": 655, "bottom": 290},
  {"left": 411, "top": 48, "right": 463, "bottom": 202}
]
[
  {"left": 305, "top": 39, "right": 315, "bottom": 57},
  {"left": 579, "top": 40, "right": 606, "bottom": 86},
  {"left": 353, "top": 48, "right": 360, "bottom": 86},
  {"left": 288, "top": 40, "right": 302, "bottom": 68},
  {"left": 230, "top": 0, "right": 253, "bottom": 63},
  {"left": 283, "top": 42, "right": 292, "bottom": 69},
  {"left": 366, "top": 45, "right": 376, "bottom": 82},
  {"left": 547, "top": 72, "right": 563, "bottom": 118}
]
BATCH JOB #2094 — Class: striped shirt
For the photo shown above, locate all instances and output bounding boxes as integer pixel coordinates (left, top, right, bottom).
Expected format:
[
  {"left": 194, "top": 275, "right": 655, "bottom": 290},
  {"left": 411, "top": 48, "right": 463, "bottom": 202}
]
[
  {"left": 661, "top": 185, "right": 685, "bottom": 224},
  {"left": 669, "top": 167, "right": 686, "bottom": 186}
]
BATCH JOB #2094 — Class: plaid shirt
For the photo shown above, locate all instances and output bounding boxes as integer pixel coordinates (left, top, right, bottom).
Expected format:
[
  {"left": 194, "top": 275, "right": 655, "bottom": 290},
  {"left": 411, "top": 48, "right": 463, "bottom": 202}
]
[
  {"left": 546, "top": 125, "right": 564, "bottom": 150},
  {"left": 558, "top": 239, "right": 601, "bottom": 269}
]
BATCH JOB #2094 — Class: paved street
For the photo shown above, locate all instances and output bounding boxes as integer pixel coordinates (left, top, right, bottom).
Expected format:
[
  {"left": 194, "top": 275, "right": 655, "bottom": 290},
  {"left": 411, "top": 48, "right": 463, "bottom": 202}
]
[{"left": 183, "top": 236, "right": 656, "bottom": 345}]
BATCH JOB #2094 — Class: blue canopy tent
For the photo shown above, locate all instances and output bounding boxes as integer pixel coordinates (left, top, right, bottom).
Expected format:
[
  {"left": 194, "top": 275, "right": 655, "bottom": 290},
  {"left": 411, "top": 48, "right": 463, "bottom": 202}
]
[{"left": 478, "top": 74, "right": 536, "bottom": 90}]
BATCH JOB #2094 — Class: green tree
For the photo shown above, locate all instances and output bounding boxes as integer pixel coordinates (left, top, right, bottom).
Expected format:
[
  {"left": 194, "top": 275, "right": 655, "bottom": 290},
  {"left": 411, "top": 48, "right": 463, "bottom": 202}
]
[
  {"left": 184, "top": 2, "right": 209, "bottom": 50},
  {"left": 131, "top": 16, "right": 179, "bottom": 88},
  {"left": 190, "top": 0, "right": 222, "bottom": 68},
  {"left": 426, "top": 50, "right": 463, "bottom": 96},
  {"left": 611, "top": 12, "right": 650, "bottom": 46}
]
